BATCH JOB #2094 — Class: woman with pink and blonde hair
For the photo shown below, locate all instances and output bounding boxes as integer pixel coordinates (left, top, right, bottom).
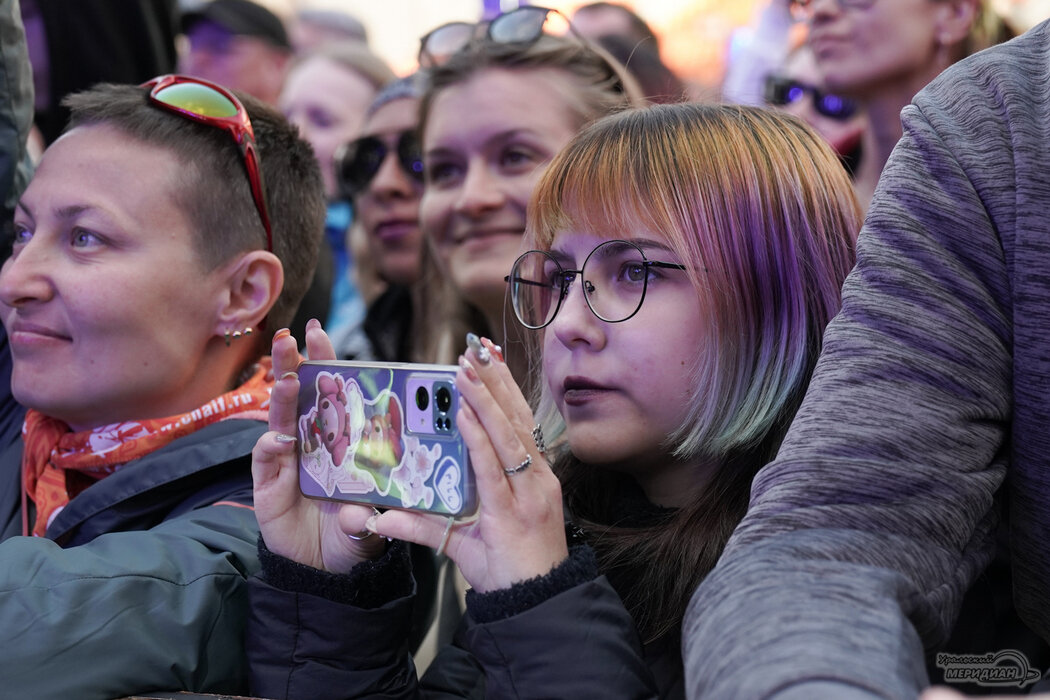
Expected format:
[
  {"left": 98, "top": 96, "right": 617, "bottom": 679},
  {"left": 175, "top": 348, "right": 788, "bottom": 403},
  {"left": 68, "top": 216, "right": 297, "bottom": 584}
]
[{"left": 248, "top": 102, "right": 860, "bottom": 698}]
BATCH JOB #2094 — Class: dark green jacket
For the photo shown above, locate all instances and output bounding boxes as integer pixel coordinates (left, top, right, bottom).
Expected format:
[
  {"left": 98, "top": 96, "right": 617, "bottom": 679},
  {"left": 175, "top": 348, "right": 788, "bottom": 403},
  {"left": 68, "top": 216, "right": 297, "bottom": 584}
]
[{"left": 0, "top": 418, "right": 264, "bottom": 699}]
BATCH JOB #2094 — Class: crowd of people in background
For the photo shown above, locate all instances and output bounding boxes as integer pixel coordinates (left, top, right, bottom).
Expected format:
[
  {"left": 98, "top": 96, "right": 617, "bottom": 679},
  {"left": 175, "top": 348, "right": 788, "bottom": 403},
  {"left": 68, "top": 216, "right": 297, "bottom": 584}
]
[{"left": 1, "top": 0, "right": 1048, "bottom": 698}]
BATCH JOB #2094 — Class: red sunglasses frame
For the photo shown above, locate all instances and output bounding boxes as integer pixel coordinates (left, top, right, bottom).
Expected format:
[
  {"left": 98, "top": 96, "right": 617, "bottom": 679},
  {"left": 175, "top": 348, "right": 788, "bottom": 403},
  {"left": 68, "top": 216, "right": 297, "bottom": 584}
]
[{"left": 142, "top": 74, "right": 274, "bottom": 252}]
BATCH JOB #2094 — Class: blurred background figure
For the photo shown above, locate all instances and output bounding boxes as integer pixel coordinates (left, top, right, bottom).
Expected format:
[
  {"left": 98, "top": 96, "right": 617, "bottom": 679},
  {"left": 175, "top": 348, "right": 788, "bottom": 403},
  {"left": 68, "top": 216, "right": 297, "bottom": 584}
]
[
  {"left": 571, "top": 1, "right": 659, "bottom": 48},
  {"left": 571, "top": 2, "right": 686, "bottom": 102},
  {"left": 290, "top": 7, "right": 368, "bottom": 54},
  {"left": 721, "top": 0, "right": 794, "bottom": 106},
  {"left": 2, "top": 0, "right": 33, "bottom": 236},
  {"left": 792, "top": 0, "right": 1014, "bottom": 211},
  {"left": 278, "top": 41, "right": 396, "bottom": 358},
  {"left": 763, "top": 43, "right": 865, "bottom": 177},
  {"left": 22, "top": 0, "right": 178, "bottom": 148},
  {"left": 334, "top": 75, "right": 426, "bottom": 363},
  {"left": 280, "top": 43, "right": 393, "bottom": 202},
  {"left": 0, "top": 0, "right": 35, "bottom": 450},
  {"left": 593, "top": 33, "right": 686, "bottom": 103},
  {"left": 179, "top": 0, "right": 291, "bottom": 106}
]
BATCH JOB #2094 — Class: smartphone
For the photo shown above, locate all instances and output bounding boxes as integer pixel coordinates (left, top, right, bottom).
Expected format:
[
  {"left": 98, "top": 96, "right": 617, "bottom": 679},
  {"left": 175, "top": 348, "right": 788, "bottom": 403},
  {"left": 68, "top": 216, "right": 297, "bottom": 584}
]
[{"left": 296, "top": 360, "right": 477, "bottom": 517}]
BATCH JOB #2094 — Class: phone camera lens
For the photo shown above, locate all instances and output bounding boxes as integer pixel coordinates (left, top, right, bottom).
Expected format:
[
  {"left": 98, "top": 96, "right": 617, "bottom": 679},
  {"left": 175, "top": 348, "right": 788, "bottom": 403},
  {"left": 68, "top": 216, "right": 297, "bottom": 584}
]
[
  {"left": 415, "top": 386, "right": 429, "bottom": 411},
  {"left": 436, "top": 386, "right": 452, "bottom": 413}
]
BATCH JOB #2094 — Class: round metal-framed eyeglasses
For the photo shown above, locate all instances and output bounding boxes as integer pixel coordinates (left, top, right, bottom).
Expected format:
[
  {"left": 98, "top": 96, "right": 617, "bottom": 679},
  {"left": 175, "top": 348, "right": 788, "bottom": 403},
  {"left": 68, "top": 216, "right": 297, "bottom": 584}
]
[{"left": 506, "top": 239, "right": 687, "bottom": 330}]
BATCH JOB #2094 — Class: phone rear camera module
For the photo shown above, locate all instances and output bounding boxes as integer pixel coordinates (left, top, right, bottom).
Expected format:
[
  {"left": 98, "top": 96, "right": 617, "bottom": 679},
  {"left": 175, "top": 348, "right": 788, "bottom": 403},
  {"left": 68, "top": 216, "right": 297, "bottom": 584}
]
[
  {"left": 415, "top": 386, "right": 429, "bottom": 411},
  {"left": 435, "top": 386, "right": 452, "bottom": 413}
]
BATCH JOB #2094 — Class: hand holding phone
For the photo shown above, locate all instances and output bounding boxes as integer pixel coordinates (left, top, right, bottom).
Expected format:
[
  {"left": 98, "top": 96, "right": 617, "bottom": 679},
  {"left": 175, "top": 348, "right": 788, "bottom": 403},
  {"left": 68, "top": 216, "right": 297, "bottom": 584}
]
[
  {"left": 297, "top": 360, "right": 478, "bottom": 518},
  {"left": 251, "top": 321, "right": 386, "bottom": 574},
  {"left": 365, "top": 336, "right": 569, "bottom": 594}
]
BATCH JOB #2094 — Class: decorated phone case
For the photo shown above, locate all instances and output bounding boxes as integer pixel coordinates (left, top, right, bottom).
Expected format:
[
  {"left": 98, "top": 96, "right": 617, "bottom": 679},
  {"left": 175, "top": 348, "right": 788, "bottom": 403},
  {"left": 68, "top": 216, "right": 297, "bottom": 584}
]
[{"left": 296, "top": 360, "right": 478, "bottom": 517}]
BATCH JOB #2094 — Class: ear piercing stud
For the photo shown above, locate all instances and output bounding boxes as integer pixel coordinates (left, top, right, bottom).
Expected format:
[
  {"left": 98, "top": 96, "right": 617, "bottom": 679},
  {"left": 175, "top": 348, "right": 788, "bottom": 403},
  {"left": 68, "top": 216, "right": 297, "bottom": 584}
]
[{"left": 224, "top": 326, "right": 254, "bottom": 347}]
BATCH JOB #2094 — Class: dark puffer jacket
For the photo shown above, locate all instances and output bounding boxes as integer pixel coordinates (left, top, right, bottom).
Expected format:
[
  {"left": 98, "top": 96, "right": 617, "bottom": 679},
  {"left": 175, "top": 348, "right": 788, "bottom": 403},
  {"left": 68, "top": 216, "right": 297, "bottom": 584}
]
[
  {"left": 0, "top": 417, "right": 264, "bottom": 699},
  {"left": 248, "top": 537, "right": 679, "bottom": 699}
]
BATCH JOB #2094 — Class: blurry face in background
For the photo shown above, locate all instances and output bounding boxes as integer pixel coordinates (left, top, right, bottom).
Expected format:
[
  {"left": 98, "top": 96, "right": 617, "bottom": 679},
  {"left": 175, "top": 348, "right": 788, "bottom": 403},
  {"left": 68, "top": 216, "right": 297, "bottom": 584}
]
[
  {"left": 179, "top": 21, "right": 289, "bottom": 105},
  {"left": 420, "top": 67, "right": 581, "bottom": 320},
  {"left": 571, "top": 5, "right": 636, "bottom": 42},
  {"left": 805, "top": 0, "right": 947, "bottom": 97},
  {"left": 772, "top": 46, "right": 866, "bottom": 158},
  {"left": 355, "top": 98, "right": 424, "bottom": 286},
  {"left": 280, "top": 56, "right": 377, "bottom": 199}
]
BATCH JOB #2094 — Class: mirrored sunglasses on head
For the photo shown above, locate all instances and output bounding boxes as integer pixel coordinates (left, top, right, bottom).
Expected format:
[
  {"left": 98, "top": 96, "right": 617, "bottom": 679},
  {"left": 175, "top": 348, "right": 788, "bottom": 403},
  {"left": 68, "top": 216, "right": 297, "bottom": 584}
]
[
  {"left": 335, "top": 130, "right": 424, "bottom": 199},
  {"left": 142, "top": 73, "right": 274, "bottom": 252},
  {"left": 418, "top": 5, "right": 579, "bottom": 68},
  {"left": 763, "top": 75, "right": 858, "bottom": 121}
]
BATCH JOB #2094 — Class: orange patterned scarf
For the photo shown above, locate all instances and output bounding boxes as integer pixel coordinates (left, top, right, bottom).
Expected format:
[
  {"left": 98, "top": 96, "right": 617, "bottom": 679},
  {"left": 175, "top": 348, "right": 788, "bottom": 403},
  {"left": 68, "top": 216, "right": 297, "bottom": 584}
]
[{"left": 21, "top": 358, "right": 274, "bottom": 537}]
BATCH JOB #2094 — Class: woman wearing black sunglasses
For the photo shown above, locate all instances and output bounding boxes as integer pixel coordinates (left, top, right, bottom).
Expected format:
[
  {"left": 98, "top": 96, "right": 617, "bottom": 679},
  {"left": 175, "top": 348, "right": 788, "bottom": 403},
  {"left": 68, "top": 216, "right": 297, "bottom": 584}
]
[
  {"left": 335, "top": 75, "right": 426, "bottom": 364},
  {"left": 764, "top": 44, "right": 866, "bottom": 178}
]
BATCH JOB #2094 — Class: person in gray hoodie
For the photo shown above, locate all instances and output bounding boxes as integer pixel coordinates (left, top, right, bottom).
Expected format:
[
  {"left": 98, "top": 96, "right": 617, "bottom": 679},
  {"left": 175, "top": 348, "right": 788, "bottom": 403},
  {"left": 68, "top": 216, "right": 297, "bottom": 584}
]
[{"left": 684, "top": 18, "right": 1050, "bottom": 700}]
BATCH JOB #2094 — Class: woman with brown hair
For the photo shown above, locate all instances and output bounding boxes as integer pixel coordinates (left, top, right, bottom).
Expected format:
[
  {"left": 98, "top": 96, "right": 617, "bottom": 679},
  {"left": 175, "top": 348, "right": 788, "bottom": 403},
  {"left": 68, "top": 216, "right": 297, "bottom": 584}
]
[{"left": 409, "top": 12, "right": 644, "bottom": 383}]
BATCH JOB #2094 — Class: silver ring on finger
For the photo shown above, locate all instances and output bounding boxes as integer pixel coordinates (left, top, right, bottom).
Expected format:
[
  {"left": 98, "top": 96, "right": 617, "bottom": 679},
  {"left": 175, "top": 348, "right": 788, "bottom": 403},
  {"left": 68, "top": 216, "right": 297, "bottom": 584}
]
[
  {"left": 346, "top": 507, "right": 381, "bottom": 541},
  {"left": 531, "top": 424, "right": 546, "bottom": 454},
  {"left": 503, "top": 454, "right": 532, "bottom": 476},
  {"left": 436, "top": 516, "right": 455, "bottom": 556}
]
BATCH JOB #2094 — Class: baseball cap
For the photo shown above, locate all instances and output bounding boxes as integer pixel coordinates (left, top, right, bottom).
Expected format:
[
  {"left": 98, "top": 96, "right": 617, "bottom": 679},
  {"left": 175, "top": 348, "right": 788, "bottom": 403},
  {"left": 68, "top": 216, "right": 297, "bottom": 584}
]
[{"left": 182, "top": 0, "right": 291, "bottom": 50}]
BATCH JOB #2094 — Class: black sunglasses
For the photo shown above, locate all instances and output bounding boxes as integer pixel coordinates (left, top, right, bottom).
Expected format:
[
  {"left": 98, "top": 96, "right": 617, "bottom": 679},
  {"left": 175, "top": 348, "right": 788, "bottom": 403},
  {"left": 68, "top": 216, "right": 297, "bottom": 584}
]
[
  {"left": 334, "top": 131, "right": 424, "bottom": 199},
  {"left": 418, "top": 6, "right": 582, "bottom": 68},
  {"left": 763, "top": 75, "right": 858, "bottom": 121}
]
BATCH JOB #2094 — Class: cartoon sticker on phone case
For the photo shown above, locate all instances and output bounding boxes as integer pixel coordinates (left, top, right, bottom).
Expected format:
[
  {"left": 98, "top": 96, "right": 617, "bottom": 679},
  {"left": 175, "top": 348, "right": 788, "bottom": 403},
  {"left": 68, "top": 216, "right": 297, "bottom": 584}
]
[
  {"left": 356, "top": 395, "right": 404, "bottom": 476},
  {"left": 434, "top": 457, "right": 464, "bottom": 513},
  {"left": 299, "top": 366, "right": 471, "bottom": 514},
  {"left": 299, "top": 372, "right": 375, "bottom": 497},
  {"left": 301, "top": 372, "right": 362, "bottom": 465},
  {"left": 391, "top": 436, "right": 439, "bottom": 509}
]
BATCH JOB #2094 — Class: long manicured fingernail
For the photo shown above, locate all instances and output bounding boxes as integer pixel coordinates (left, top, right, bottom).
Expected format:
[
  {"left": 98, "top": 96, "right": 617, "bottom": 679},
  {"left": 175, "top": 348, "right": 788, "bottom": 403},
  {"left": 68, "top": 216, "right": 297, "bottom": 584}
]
[
  {"left": 274, "top": 433, "right": 297, "bottom": 444},
  {"left": 306, "top": 318, "right": 322, "bottom": 331},
  {"left": 465, "top": 332, "right": 491, "bottom": 365},
  {"left": 280, "top": 371, "right": 298, "bottom": 381},
  {"left": 482, "top": 337, "right": 503, "bottom": 363},
  {"left": 273, "top": 328, "right": 291, "bottom": 341},
  {"left": 364, "top": 514, "right": 379, "bottom": 533},
  {"left": 458, "top": 355, "right": 480, "bottom": 384}
]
